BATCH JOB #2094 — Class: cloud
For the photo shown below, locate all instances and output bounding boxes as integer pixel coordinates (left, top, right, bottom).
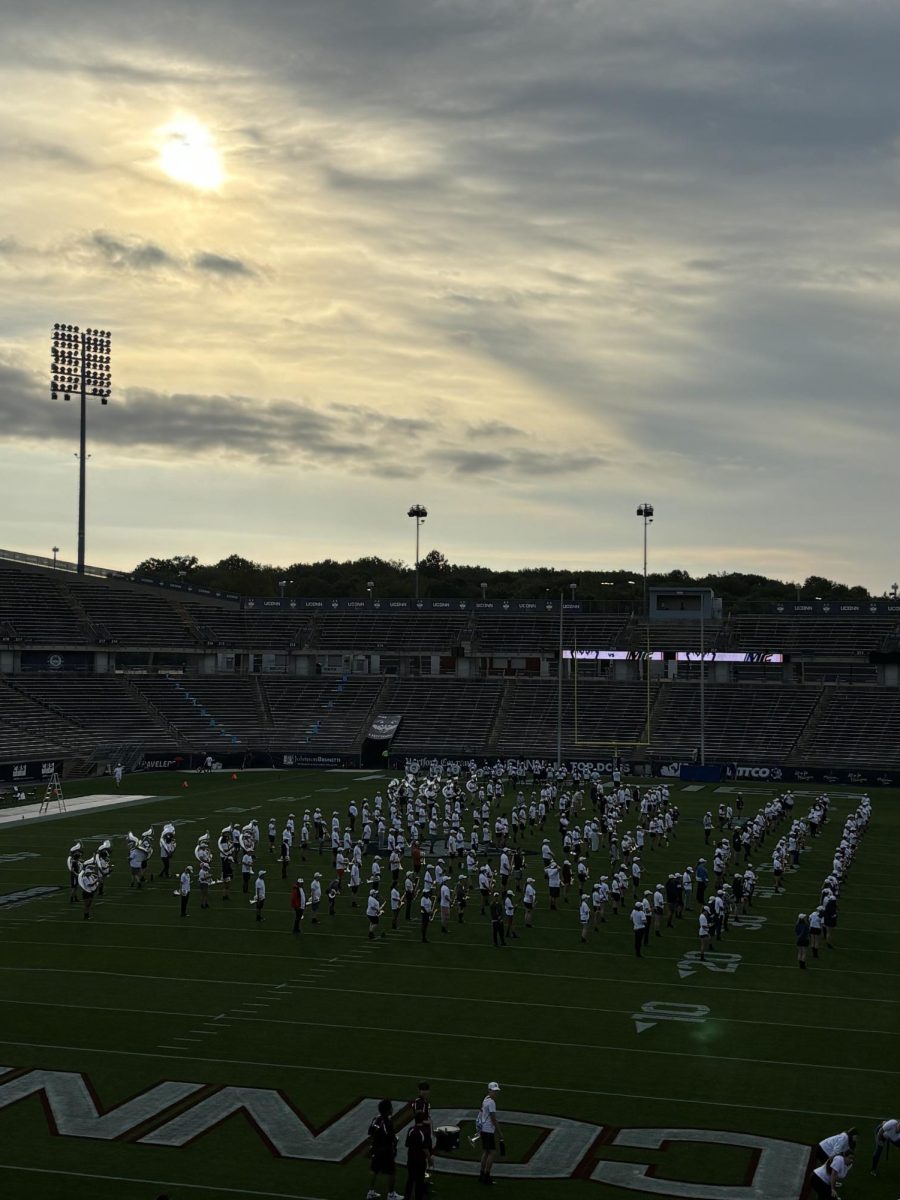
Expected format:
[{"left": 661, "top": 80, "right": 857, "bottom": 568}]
[
  {"left": 192, "top": 252, "right": 254, "bottom": 277},
  {"left": 90, "top": 231, "right": 175, "bottom": 271},
  {"left": 0, "top": 360, "right": 595, "bottom": 480}
]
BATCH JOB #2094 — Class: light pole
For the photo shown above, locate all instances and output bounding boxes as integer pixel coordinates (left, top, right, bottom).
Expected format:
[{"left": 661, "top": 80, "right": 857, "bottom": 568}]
[
  {"left": 407, "top": 504, "right": 428, "bottom": 599},
  {"left": 51, "top": 323, "right": 112, "bottom": 575},
  {"left": 366, "top": 580, "right": 375, "bottom": 602},
  {"left": 52, "top": 546, "right": 59, "bottom": 569},
  {"left": 480, "top": 581, "right": 487, "bottom": 601},
  {"left": 635, "top": 503, "right": 654, "bottom": 616},
  {"left": 569, "top": 582, "right": 577, "bottom": 604},
  {"left": 278, "top": 578, "right": 292, "bottom": 599}
]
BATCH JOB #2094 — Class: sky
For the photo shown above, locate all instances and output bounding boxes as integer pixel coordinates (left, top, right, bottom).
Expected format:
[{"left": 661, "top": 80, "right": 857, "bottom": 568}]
[{"left": 0, "top": 0, "right": 898, "bottom": 591}]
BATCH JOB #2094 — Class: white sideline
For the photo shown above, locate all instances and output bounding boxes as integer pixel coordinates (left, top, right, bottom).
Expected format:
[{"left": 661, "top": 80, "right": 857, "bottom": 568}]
[{"left": 0, "top": 792, "right": 159, "bottom": 827}]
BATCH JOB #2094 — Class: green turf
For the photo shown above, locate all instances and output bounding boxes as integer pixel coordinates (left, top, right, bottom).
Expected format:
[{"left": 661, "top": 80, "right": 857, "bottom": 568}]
[{"left": 0, "top": 768, "right": 896, "bottom": 1199}]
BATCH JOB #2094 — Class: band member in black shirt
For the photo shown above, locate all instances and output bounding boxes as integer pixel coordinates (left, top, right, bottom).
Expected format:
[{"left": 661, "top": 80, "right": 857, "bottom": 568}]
[
  {"left": 411, "top": 1081, "right": 433, "bottom": 1167},
  {"left": 367, "top": 1098, "right": 399, "bottom": 1200}
]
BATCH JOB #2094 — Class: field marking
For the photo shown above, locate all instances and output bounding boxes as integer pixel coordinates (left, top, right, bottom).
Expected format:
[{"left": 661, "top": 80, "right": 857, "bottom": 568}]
[
  {"left": 9, "top": 932, "right": 898, "bottom": 982},
  {"left": 0, "top": 1038, "right": 887, "bottom": 1123},
  {"left": 213, "top": 1013, "right": 896, "bottom": 1076},
  {"left": 0, "top": 990, "right": 895, "bottom": 1045},
  {"left": 0, "top": 1164, "right": 327, "bottom": 1200}
]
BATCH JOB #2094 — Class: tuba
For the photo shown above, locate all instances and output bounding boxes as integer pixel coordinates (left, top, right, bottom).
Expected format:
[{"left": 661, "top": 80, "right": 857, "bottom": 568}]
[
  {"left": 67, "top": 841, "right": 83, "bottom": 875},
  {"left": 217, "top": 826, "right": 233, "bottom": 861},
  {"left": 194, "top": 832, "right": 210, "bottom": 864},
  {"left": 78, "top": 861, "right": 101, "bottom": 894},
  {"left": 96, "top": 839, "right": 113, "bottom": 878},
  {"left": 139, "top": 827, "right": 153, "bottom": 859},
  {"left": 240, "top": 824, "right": 255, "bottom": 854},
  {"left": 125, "top": 831, "right": 139, "bottom": 851},
  {"left": 160, "top": 823, "right": 176, "bottom": 856}
]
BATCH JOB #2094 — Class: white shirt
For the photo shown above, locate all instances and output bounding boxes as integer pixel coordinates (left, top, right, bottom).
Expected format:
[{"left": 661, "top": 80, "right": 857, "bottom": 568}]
[
  {"left": 365, "top": 895, "right": 380, "bottom": 918},
  {"left": 818, "top": 1132, "right": 852, "bottom": 1157},
  {"left": 255, "top": 877, "right": 266, "bottom": 901},
  {"left": 630, "top": 908, "right": 646, "bottom": 930},
  {"left": 579, "top": 899, "right": 590, "bottom": 924},
  {"left": 480, "top": 1096, "right": 497, "bottom": 1134},
  {"left": 180, "top": 871, "right": 191, "bottom": 895},
  {"left": 813, "top": 1153, "right": 851, "bottom": 1184}
]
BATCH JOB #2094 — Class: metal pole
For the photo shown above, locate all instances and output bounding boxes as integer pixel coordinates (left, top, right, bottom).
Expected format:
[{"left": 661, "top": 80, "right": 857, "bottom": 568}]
[
  {"left": 557, "top": 590, "right": 564, "bottom": 768},
  {"left": 642, "top": 514, "right": 648, "bottom": 617},
  {"left": 699, "top": 602, "right": 705, "bottom": 766},
  {"left": 77, "top": 336, "right": 87, "bottom": 575},
  {"left": 414, "top": 517, "right": 420, "bottom": 600}
]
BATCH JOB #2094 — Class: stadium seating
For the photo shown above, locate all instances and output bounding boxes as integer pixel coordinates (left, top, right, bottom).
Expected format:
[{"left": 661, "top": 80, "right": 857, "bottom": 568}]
[
  {"left": 262, "top": 677, "right": 383, "bottom": 749},
  {"left": 649, "top": 683, "right": 820, "bottom": 763},
  {"left": 387, "top": 679, "right": 503, "bottom": 755},
  {"left": 496, "top": 679, "right": 653, "bottom": 756},
  {"left": 0, "top": 563, "right": 90, "bottom": 643},
  {"left": 796, "top": 686, "right": 900, "bottom": 769},
  {"left": 12, "top": 675, "right": 178, "bottom": 748},
  {"left": 0, "top": 681, "right": 93, "bottom": 757}
]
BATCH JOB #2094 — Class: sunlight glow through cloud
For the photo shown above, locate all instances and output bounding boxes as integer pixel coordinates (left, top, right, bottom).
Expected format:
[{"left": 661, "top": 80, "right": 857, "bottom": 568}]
[{"left": 158, "top": 117, "right": 223, "bottom": 190}]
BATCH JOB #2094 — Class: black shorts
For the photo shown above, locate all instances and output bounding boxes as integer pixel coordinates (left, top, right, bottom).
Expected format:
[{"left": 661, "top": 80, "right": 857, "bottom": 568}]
[
  {"left": 371, "top": 1151, "right": 396, "bottom": 1175},
  {"left": 480, "top": 1131, "right": 496, "bottom": 1152},
  {"left": 549, "top": 886, "right": 560, "bottom": 898}
]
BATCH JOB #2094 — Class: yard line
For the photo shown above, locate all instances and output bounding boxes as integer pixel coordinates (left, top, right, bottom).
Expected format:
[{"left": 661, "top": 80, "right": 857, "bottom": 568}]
[
  {"left": 0, "top": 988, "right": 892, "bottom": 1046},
  {"left": 215, "top": 1013, "right": 898, "bottom": 1075},
  {"left": 0, "top": 1164, "right": 327, "bottom": 1200},
  {"left": 0, "top": 1038, "right": 886, "bottom": 1123},
  {"left": 7, "top": 933, "right": 897, "bottom": 980}
]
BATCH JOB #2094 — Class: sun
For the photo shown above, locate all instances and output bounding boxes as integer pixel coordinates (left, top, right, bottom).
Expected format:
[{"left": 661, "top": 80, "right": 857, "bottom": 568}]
[{"left": 158, "top": 118, "right": 224, "bottom": 190}]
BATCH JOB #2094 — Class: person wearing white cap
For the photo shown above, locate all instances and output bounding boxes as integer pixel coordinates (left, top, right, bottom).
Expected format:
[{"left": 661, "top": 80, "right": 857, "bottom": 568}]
[
  {"left": 179, "top": 865, "right": 193, "bottom": 918},
  {"left": 477, "top": 1082, "right": 503, "bottom": 1186},
  {"left": 254, "top": 870, "right": 266, "bottom": 922},
  {"left": 366, "top": 888, "right": 384, "bottom": 939},
  {"left": 630, "top": 901, "right": 646, "bottom": 957},
  {"left": 523, "top": 877, "right": 536, "bottom": 927},
  {"left": 310, "top": 873, "right": 322, "bottom": 923},
  {"left": 579, "top": 894, "right": 590, "bottom": 943}
]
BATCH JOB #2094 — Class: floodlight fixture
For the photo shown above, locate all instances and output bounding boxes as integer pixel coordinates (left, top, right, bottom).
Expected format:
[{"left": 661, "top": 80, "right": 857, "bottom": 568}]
[
  {"left": 407, "top": 504, "right": 428, "bottom": 599},
  {"left": 51, "top": 323, "right": 112, "bottom": 574}
]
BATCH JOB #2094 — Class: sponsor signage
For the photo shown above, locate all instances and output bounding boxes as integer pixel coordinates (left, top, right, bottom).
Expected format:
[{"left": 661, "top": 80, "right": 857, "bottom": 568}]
[
  {"left": 0, "top": 760, "right": 59, "bottom": 784},
  {"left": 565, "top": 649, "right": 665, "bottom": 662},
  {"left": 675, "top": 651, "right": 784, "bottom": 664},
  {"left": 243, "top": 597, "right": 584, "bottom": 613},
  {"left": 0, "top": 1070, "right": 811, "bottom": 1197},
  {"left": 772, "top": 600, "right": 900, "bottom": 616}
]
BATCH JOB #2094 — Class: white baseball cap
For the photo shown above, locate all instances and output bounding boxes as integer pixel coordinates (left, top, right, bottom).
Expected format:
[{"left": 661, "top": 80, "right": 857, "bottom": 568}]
[{"left": 488, "top": 1081, "right": 501, "bottom": 1092}]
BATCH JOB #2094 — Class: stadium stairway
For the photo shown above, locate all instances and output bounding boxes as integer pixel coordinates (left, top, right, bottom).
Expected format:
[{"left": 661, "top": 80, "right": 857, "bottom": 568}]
[
  {"left": 787, "top": 685, "right": 846, "bottom": 765},
  {"left": 120, "top": 676, "right": 184, "bottom": 745},
  {"left": 486, "top": 678, "right": 516, "bottom": 752}
]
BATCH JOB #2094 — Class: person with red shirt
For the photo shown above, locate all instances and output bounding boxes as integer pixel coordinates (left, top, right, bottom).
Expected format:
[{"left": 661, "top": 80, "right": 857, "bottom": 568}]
[{"left": 404, "top": 1110, "right": 429, "bottom": 1200}]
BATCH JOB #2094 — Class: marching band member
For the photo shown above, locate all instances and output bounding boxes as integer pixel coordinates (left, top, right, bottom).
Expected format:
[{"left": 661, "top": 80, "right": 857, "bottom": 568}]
[
  {"left": 67, "top": 841, "right": 82, "bottom": 903},
  {"left": 218, "top": 826, "right": 234, "bottom": 901},
  {"left": 419, "top": 887, "right": 433, "bottom": 943},
  {"left": 310, "top": 873, "right": 322, "bottom": 923},
  {"left": 254, "top": 869, "right": 266, "bottom": 922},
  {"left": 77, "top": 858, "right": 100, "bottom": 920},
  {"left": 455, "top": 873, "right": 468, "bottom": 924},
  {"left": 159, "top": 824, "right": 176, "bottom": 879},
  {"left": 178, "top": 865, "right": 192, "bottom": 917},
  {"left": 390, "top": 881, "right": 402, "bottom": 929},
  {"left": 95, "top": 839, "right": 113, "bottom": 896},
  {"left": 367, "top": 887, "right": 385, "bottom": 939},
  {"left": 198, "top": 860, "right": 212, "bottom": 908},
  {"left": 291, "top": 877, "right": 306, "bottom": 933}
]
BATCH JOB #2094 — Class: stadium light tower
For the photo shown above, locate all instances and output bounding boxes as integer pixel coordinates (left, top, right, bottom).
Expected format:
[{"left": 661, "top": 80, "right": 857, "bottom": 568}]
[
  {"left": 407, "top": 504, "right": 428, "bottom": 599},
  {"left": 635, "top": 503, "right": 654, "bottom": 616},
  {"left": 52, "top": 546, "right": 59, "bottom": 569},
  {"left": 51, "top": 323, "right": 112, "bottom": 575}
]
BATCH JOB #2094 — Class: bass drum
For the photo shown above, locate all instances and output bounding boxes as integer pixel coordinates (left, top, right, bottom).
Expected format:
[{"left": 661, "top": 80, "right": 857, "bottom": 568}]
[{"left": 434, "top": 1125, "right": 460, "bottom": 1152}]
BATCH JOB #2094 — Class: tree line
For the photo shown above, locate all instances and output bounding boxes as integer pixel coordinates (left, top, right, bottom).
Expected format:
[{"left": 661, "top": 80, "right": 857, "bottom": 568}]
[{"left": 131, "top": 552, "right": 876, "bottom": 609}]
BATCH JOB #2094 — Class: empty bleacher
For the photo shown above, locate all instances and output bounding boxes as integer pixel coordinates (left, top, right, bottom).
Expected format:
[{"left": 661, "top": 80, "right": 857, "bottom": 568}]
[
  {"left": 0, "top": 563, "right": 90, "bottom": 644},
  {"left": 388, "top": 679, "right": 503, "bottom": 755},
  {"left": 649, "top": 683, "right": 819, "bottom": 763},
  {"left": 262, "top": 677, "right": 383, "bottom": 749},
  {"left": 12, "top": 675, "right": 178, "bottom": 749},
  {"left": 729, "top": 614, "right": 894, "bottom": 656},
  {"left": 65, "top": 579, "right": 196, "bottom": 646},
  {"left": 496, "top": 679, "right": 653, "bottom": 757},
  {"left": 797, "top": 687, "right": 900, "bottom": 769},
  {"left": 0, "top": 681, "right": 93, "bottom": 758}
]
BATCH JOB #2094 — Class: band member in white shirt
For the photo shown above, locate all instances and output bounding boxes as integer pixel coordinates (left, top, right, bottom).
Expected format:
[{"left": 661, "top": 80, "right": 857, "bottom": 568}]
[
  {"left": 810, "top": 1151, "right": 853, "bottom": 1198},
  {"left": 179, "top": 866, "right": 192, "bottom": 918},
  {"left": 579, "top": 894, "right": 590, "bottom": 943},
  {"left": 872, "top": 1118, "right": 899, "bottom": 1175},
  {"left": 630, "top": 902, "right": 646, "bottom": 957},
  {"left": 477, "top": 1082, "right": 503, "bottom": 1186}
]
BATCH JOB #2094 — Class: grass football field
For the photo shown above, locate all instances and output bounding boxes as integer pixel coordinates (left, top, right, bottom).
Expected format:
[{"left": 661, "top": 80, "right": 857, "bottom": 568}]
[{"left": 0, "top": 768, "right": 896, "bottom": 1200}]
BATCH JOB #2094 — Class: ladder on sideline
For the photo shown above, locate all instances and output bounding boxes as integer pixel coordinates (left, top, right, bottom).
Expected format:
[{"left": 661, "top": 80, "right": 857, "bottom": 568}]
[{"left": 39, "top": 772, "right": 66, "bottom": 815}]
